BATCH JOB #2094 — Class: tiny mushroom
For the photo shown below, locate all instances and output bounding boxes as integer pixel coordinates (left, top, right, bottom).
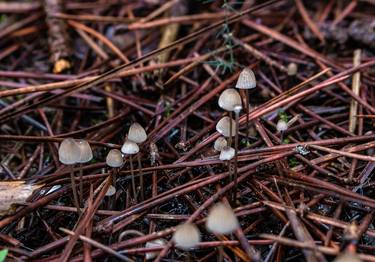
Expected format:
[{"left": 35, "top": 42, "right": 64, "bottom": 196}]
[
  {"left": 58, "top": 138, "right": 81, "bottom": 214},
  {"left": 276, "top": 119, "right": 288, "bottom": 133},
  {"left": 75, "top": 139, "right": 93, "bottom": 204},
  {"left": 75, "top": 139, "right": 93, "bottom": 164},
  {"left": 235, "top": 67, "right": 256, "bottom": 141},
  {"left": 206, "top": 202, "right": 239, "bottom": 235},
  {"left": 106, "top": 149, "right": 123, "bottom": 168},
  {"left": 58, "top": 138, "right": 80, "bottom": 165},
  {"left": 218, "top": 88, "right": 242, "bottom": 112},
  {"left": 121, "top": 139, "right": 139, "bottom": 200},
  {"left": 216, "top": 116, "right": 236, "bottom": 138},
  {"left": 145, "top": 238, "right": 167, "bottom": 260},
  {"left": 121, "top": 139, "right": 139, "bottom": 155},
  {"left": 214, "top": 136, "right": 227, "bottom": 152},
  {"left": 287, "top": 62, "right": 298, "bottom": 76},
  {"left": 127, "top": 122, "right": 147, "bottom": 201},
  {"left": 173, "top": 222, "right": 201, "bottom": 250},
  {"left": 219, "top": 146, "right": 235, "bottom": 161},
  {"left": 128, "top": 122, "right": 148, "bottom": 144},
  {"left": 235, "top": 68, "right": 256, "bottom": 90}
]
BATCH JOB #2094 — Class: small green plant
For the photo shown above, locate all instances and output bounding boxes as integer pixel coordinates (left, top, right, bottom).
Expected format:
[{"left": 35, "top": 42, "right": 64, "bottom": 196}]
[
  {"left": 278, "top": 110, "right": 289, "bottom": 122},
  {"left": 288, "top": 157, "right": 299, "bottom": 167},
  {"left": 204, "top": 0, "right": 244, "bottom": 74}
]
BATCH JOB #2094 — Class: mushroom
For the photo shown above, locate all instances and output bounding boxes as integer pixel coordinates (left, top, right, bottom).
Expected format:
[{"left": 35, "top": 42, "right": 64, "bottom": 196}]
[
  {"left": 218, "top": 89, "right": 241, "bottom": 146},
  {"left": 206, "top": 202, "right": 239, "bottom": 235},
  {"left": 121, "top": 139, "right": 139, "bottom": 201},
  {"left": 218, "top": 88, "right": 242, "bottom": 112},
  {"left": 233, "top": 104, "right": 242, "bottom": 202},
  {"left": 235, "top": 68, "right": 256, "bottom": 143},
  {"left": 214, "top": 137, "right": 227, "bottom": 152},
  {"left": 216, "top": 116, "right": 236, "bottom": 138},
  {"left": 105, "top": 185, "right": 116, "bottom": 197},
  {"left": 128, "top": 122, "right": 148, "bottom": 144},
  {"left": 219, "top": 146, "right": 235, "bottom": 161},
  {"left": 106, "top": 149, "right": 123, "bottom": 186},
  {"left": 75, "top": 139, "right": 93, "bottom": 205},
  {"left": 172, "top": 222, "right": 201, "bottom": 250},
  {"left": 127, "top": 122, "right": 148, "bottom": 201},
  {"left": 58, "top": 138, "right": 81, "bottom": 214},
  {"left": 276, "top": 119, "right": 288, "bottom": 143},
  {"left": 287, "top": 62, "right": 298, "bottom": 76},
  {"left": 219, "top": 146, "right": 235, "bottom": 191},
  {"left": 145, "top": 238, "right": 167, "bottom": 260}
]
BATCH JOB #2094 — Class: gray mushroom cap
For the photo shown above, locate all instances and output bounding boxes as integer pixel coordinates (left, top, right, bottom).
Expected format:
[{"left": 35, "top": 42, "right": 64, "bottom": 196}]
[
  {"left": 216, "top": 116, "right": 236, "bottom": 137},
  {"left": 106, "top": 149, "right": 124, "bottom": 168},
  {"left": 235, "top": 68, "right": 256, "bottom": 89},
  {"left": 206, "top": 202, "right": 239, "bottom": 235},
  {"left": 218, "top": 88, "right": 242, "bottom": 112},
  {"left": 76, "top": 139, "right": 93, "bottom": 163},
  {"left": 172, "top": 222, "right": 201, "bottom": 250},
  {"left": 58, "top": 138, "right": 80, "bottom": 165},
  {"left": 219, "top": 146, "right": 235, "bottom": 161},
  {"left": 128, "top": 122, "right": 147, "bottom": 144},
  {"left": 121, "top": 139, "right": 140, "bottom": 155}
]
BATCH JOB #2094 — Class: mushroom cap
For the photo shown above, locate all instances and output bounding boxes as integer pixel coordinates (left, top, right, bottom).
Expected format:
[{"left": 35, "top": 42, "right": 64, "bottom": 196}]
[
  {"left": 216, "top": 116, "right": 236, "bottom": 137},
  {"left": 145, "top": 239, "right": 167, "bottom": 260},
  {"left": 276, "top": 119, "right": 288, "bottom": 132},
  {"left": 128, "top": 122, "right": 147, "bottom": 144},
  {"left": 172, "top": 222, "right": 201, "bottom": 250},
  {"left": 121, "top": 139, "right": 139, "bottom": 155},
  {"left": 235, "top": 68, "right": 256, "bottom": 89},
  {"left": 106, "top": 149, "right": 123, "bottom": 168},
  {"left": 206, "top": 202, "right": 239, "bottom": 235},
  {"left": 218, "top": 89, "right": 242, "bottom": 112},
  {"left": 333, "top": 252, "right": 362, "bottom": 262},
  {"left": 214, "top": 137, "right": 227, "bottom": 152},
  {"left": 287, "top": 62, "right": 298, "bottom": 76},
  {"left": 105, "top": 185, "right": 116, "bottom": 197},
  {"left": 219, "top": 146, "right": 235, "bottom": 161},
  {"left": 58, "top": 138, "right": 81, "bottom": 165},
  {"left": 76, "top": 139, "right": 93, "bottom": 163}
]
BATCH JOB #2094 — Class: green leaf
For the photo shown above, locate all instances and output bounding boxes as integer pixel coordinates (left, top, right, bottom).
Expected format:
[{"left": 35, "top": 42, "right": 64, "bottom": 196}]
[{"left": 0, "top": 249, "right": 8, "bottom": 262}]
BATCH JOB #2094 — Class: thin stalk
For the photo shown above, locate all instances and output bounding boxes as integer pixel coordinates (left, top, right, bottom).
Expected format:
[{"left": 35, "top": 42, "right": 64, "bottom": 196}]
[
  {"left": 112, "top": 168, "right": 118, "bottom": 186},
  {"left": 245, "top": 89, "right": 250, "bottom": 144},
  {"left": 233, "top": 109, "right": 240, "bottom": 203},
  {"left": 229, "top": 111, "right": 233, "bottom": 146},
  {"left": 137, "top": 154, "right": 144, "bottom": 201},
  {"left": 227, "top": 160, "right": 232, "bottom": 188},
  {"left": 129, "top": 155, "right": 137, "bottom": 201},
  {"left": 79, "top": 163, "right": 83, "bottom": 205},
  {"left": 70, "top": 165, "right": 81, "bottom": 215},
  {"left": 218, "top": 246, "right": 224, "bottom": 262}
]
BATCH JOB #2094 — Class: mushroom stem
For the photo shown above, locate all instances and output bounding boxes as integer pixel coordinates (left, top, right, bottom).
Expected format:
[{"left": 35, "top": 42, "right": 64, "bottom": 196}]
[
  {"left": 137, "top": 154, "right": 144, "bottom": 201},
  {"left": 218, "top": 246, "right": 224, "bottom": 262},
  {"left": 112, "top": 168, "right": 118, "bottom": 186},
  {"left": 228, "top": 112, "right": 233, "bottom": 146},
  {"left": 280, "top": 131, "right": 284, "bottom": 144},
  {"left": 78, "top": 163, "right": 83, "bottom": 205},
  {"left": 70, "top": 165, "right": 81, "bottom": 215},
  {"left": 245, "top": 89, "right": 250, "bottom": 144},
  {"left": 227, "top": 160, "right": 232, "bottom": 187},
  {"left": 129, "top": 155, "right": 137, "bottom": 201},
  {"left": 233, "top": 110, "right": 240, "bottom": 203}
]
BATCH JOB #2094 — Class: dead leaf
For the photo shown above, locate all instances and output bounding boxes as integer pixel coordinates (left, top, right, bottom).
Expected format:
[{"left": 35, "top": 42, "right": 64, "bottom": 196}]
[{"left": 0, "top": 181, "right": 43, "bottom": 216}]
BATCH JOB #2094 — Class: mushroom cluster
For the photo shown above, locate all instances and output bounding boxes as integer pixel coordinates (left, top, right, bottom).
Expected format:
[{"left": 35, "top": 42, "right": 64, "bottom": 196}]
[
  {"left": 215, "top": 68, "right": 257, "bottom": 201},
  {"left": 57, "top": 122, "right": 148, "bottom": 211}
]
